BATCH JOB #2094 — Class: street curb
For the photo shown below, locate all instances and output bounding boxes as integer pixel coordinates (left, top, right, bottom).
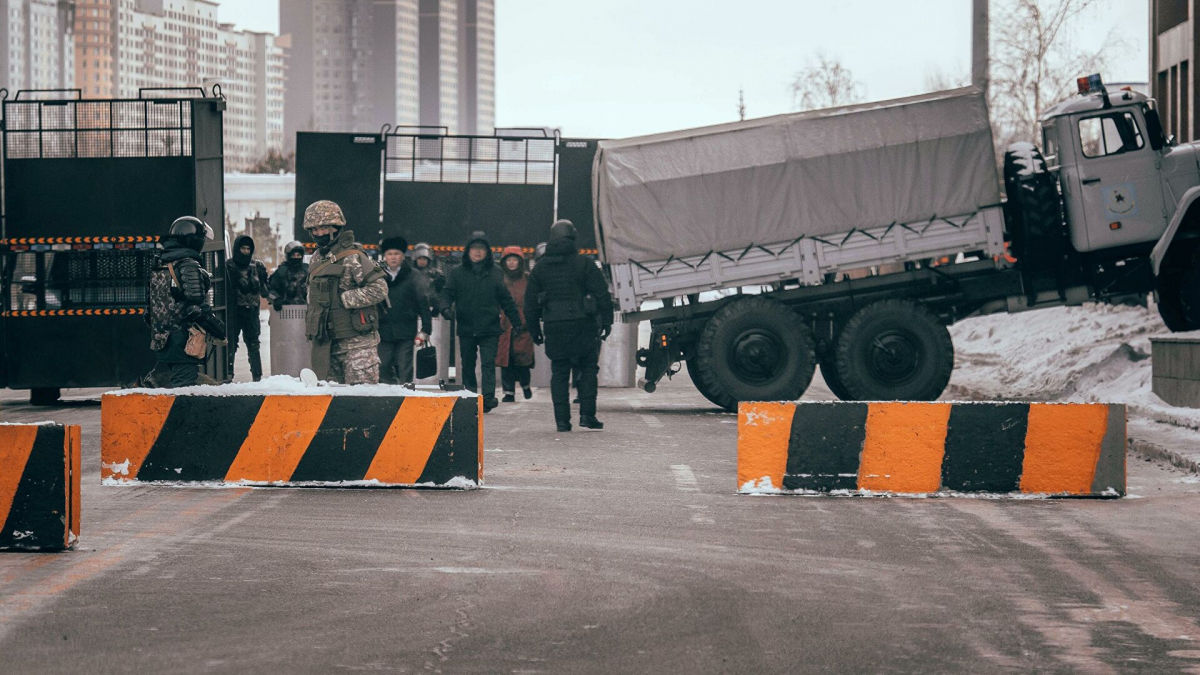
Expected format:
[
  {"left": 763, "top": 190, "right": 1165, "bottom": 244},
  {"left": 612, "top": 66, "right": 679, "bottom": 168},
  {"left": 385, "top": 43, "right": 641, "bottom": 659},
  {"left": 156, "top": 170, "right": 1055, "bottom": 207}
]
[{"left": 1129, "top": 438, "right": 1200, "bottom": 475}]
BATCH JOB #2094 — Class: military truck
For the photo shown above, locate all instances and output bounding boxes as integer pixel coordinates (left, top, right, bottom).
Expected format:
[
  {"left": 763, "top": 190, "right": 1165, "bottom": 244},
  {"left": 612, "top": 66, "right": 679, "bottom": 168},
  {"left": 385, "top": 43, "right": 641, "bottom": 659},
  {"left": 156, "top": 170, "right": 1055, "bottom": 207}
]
[{"left": 594, "top": 76, "right": 1200, "bottom": 409}]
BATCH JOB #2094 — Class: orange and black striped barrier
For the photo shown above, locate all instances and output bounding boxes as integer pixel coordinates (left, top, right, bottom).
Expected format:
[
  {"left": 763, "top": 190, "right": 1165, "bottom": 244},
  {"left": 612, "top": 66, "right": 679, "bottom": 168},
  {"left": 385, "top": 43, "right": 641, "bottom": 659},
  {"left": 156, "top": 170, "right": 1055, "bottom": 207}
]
[
  {"left": 739, "top": 402, "right": 1125, "bottom": 497},
  {"left": 1, "top": 424, "right": 81, "bottom": 551},
  {"left": 101, "top": 393, "right": 481, "bottom": 487}
]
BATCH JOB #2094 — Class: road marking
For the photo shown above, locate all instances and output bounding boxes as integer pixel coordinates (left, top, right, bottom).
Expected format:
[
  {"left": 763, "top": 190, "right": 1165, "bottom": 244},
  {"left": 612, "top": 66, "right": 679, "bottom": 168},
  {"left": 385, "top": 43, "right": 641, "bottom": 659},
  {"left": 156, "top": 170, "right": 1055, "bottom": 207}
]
[
  {"left": 641, "top": 414, "right": 663, "bottom": 428},
  {"left": 671, "top": 464, "right": 698, "bottom": 492}
]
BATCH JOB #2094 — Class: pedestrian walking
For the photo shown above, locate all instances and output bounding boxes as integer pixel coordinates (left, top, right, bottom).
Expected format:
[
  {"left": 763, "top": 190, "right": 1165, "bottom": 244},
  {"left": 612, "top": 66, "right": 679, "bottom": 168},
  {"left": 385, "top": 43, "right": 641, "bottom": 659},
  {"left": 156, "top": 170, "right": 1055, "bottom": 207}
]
[
  {"left": 439, "top": 232, "right": 523, "bottom": 412},
  {"left": 525, "top": 219, "right": 613, "bottom": 432},
  {"left": 378, "top": 236, "right": 432, "bottom": 384},
  {"left": 142, "top": 216, "right": 225, "bottom": 388},
  {"left": 223, "top": 234, "right": 269, "bottom": 381},
  {"left": 411, "top": 241, "right": 445, "bottom": 315},
  {"left": 268, "top": 240, "right": 309, "bottom": 310},
  {"left": 496, "top": 245, "right": 535, "bottom": 402},
  {"left": 302, "top": 200, "right": 388, "bottom": 384}
]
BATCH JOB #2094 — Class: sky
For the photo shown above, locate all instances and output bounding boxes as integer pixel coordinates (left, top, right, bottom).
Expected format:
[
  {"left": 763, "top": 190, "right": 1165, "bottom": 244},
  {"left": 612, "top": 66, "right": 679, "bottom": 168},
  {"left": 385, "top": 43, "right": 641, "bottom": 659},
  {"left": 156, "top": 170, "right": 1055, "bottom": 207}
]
[{"left": 219, "top": 1, "right": 1149, "bottom": 139}]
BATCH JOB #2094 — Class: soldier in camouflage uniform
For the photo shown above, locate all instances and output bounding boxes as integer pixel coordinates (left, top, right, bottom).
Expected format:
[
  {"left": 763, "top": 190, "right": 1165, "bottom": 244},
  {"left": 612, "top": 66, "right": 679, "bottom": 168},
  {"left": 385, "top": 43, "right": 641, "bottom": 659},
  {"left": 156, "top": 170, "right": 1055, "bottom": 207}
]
[
  {"left": 268, "top": 241, "right": 309, "bottom": 310},
  {"left": 303, "top": 200, "right": 389, "bottom": 384}
]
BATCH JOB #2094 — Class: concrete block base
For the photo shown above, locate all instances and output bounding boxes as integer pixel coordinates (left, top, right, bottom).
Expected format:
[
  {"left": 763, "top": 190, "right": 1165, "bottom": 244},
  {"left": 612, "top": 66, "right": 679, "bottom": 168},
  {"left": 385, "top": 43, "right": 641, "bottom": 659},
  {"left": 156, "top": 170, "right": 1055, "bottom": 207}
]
[{"left": 1, "top": 423, "right": 81, "bottom": 551}]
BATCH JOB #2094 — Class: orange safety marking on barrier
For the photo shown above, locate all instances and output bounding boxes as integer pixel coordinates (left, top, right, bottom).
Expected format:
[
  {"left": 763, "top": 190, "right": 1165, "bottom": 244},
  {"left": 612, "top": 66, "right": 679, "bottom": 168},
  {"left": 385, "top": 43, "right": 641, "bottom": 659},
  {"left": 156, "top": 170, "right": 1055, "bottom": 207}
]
[
  {"left": 736, "top": 402, "right": 795, "bottom": 490},
  {"left": 100, "top": 394, "right": 175, "bottom": 480},
  {"left": 1020, "top": 403, "right": 1108, "bottom": 495},
  {"left": 69, "top": 425, "right": 81, "bottom": 539},
  {"left": 224, "top": 395, "right": 333, "bottom": 482},
  {"left": 859, "top": 402, "right": 951, "bottom": 492},
  {"left": 365, "top": 397, "right": 458, "bottom": 484},
  {"left": 0, "top": 426, "right": 40, "bottom": 528}
]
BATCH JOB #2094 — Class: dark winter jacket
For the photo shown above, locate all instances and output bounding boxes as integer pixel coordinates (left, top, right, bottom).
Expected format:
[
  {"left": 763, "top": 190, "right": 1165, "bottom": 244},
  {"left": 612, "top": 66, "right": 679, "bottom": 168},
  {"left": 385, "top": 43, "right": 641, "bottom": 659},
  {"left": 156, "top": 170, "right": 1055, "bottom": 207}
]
[
  {"left": 525, "top": 237, "right": 613, "bottom": 360},
  {"left": 413, "top": 262, "right": 446, "bottom": 315},
  {"left": 147, "top": 241, "right": 211, "bottom": 360},
  {"left": 226, "top": 235, "right": 269, "bottom": 310},
  {"left": 380, "top": 260, "right": 433, "bottom": 341},
  {"left": 440, "top": 238, "right": 522, "bottom": 338},
  {"left": 268, "top": 258, "right": 309, "bottom": 308}
]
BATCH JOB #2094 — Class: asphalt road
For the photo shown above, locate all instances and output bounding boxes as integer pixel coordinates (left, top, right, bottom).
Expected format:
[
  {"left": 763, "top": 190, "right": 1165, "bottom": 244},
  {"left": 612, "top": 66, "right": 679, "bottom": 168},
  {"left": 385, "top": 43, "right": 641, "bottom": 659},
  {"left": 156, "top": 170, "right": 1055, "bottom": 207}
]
[{"left": 1, "top": 373, "right": 1199, "bottom": 673}]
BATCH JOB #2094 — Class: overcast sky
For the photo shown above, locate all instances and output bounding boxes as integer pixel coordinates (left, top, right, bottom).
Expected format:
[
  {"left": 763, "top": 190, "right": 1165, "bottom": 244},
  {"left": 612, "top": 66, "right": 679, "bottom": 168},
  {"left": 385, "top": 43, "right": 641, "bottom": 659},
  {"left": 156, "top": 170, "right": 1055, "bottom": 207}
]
[{"left": 220, "top": 1, "right": 1148, "bottom": 139}]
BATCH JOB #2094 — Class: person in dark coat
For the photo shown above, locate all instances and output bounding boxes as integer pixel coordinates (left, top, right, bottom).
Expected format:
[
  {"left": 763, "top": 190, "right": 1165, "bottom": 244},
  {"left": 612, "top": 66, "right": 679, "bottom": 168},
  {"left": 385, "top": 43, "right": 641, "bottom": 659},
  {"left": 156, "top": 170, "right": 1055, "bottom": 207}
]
[
  {"left": 223, "top": 234, "right": 270, "bottom": 381},
  {"left": 525, "top": 220, "right": 613, "bottom": 432},
  {"left": 439, "top": 232, "right": 523, "bottom": 412},
  {"left": 496, "top": 245, "right": 535, "bottom": 402},
  {"left": 378, "top": 236, "right": 432, "bottom": 384},
  {"left": 411, "top": 242, "right": 445, "bottom": 315},
  {"left": 268, "top": 241, "right": 309, "bottom": 310}
]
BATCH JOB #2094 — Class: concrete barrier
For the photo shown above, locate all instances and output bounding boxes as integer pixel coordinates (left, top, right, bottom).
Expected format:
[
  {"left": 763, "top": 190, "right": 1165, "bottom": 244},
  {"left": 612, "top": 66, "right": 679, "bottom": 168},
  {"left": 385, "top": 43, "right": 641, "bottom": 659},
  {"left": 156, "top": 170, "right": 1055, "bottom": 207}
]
[
  {"left": 101, "top": 389, "right": 481, "bottom": 487},
  {"left": 738, "top": 401, "right": 1125, "bottom": 497},
  {"left": 1, "top": 423, "right": 81, "bottom": 551},
  {"left": 1150, "top": 334, "right": 1200, "bottom": 408}
]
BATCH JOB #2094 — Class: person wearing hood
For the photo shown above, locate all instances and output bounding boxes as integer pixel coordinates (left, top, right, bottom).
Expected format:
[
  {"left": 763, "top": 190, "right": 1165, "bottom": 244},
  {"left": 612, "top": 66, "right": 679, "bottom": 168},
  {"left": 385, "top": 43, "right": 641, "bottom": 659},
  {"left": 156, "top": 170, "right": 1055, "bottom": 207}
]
[
  {"left": 525, "top": 220, "right": 613, "bottom": 432},
  {"left": 496, "top": 246, "right": 535, "bottom": 402},
  {"left": 302, "top": 200, "right": 389, "bottom": 384},
  {"left": 223, "top": 234, "right": 270, "bottom": 381},
  {"left": 410, "top": 242, "right": 445, "bottom": 315},
  {"left": 377, "top": 236, "right": 432, "bottom": 384},
  {"left": 268, "top": 241, "right": 309, "bottom": 310},
  {"left": 439, "top": 232, "right": 523, "bottom": 412},
  {"left": 142, "top": 216, "right": 224, "bottom": 387}
]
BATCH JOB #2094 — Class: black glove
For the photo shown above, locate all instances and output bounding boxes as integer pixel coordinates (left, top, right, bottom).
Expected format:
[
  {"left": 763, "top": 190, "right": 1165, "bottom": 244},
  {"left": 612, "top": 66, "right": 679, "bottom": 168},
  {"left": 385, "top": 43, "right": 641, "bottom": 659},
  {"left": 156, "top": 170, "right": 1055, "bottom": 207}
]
[
  {"left": 599, "top": 324, "right": 612, "bottom": 341},
  {"left": 272, "top": 300, "right": 284, "bottom": 312},
  {"left": 195, "top": 308, "right": 226, "bottom": 341},
  {"left": 530, "top": 327, "right": 544, "bottom": 345}
]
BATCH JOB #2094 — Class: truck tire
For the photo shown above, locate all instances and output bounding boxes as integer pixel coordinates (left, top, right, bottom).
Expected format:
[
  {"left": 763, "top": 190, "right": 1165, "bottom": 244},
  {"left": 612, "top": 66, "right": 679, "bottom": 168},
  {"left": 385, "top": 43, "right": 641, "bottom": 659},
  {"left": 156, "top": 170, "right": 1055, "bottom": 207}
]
[
  {"left": 1002, "top": 144, "right": 1064, "bottom": 268},
  {"left": 818, "top": 356, "right": 854, "bottom": 401},
  {"left": 1156, "top": 243, "right": 1200, "bottom": 331},
  {"left": 834, "top": 300, "right": 953, "bottom": 401},
  {"left": 29, "top": 387, "right": 61, "bottom": 406},
  {"left": 686, "top": 356, "right": 729, "bottom": 409},
  {"left": 693, "top": 297, "right": 816, "bottom": 411}
]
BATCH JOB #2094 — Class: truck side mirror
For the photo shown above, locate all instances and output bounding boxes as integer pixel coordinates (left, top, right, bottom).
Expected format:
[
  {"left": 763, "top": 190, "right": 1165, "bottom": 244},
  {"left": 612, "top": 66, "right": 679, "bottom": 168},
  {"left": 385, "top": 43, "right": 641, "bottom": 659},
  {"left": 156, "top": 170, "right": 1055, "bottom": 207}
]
[{"left": 1145, "top": 108, "right": 1167, "bottom": 150}]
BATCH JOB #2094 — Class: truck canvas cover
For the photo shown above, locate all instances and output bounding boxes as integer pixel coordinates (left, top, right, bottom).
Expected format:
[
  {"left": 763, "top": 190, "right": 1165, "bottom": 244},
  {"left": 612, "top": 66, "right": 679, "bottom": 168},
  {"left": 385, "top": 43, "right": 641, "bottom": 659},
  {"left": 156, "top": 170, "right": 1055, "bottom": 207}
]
[{"left": 593, "top": 87, "right": 1000, "bottom": 264}]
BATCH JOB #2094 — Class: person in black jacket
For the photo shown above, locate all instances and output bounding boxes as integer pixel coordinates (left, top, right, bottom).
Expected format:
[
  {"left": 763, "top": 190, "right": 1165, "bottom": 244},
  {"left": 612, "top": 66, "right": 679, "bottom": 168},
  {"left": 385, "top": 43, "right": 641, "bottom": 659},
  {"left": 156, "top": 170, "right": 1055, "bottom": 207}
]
[
  {"left": 525, "top": 220, "right": 613, "bottom": 432},
  {"left": 268, "top": 241, "right": 309, "bottom": 310},
  {"left": 378, "top": 236, "right": 432, "bottom": 384},
  {"left": 223, "top": 234, "right": 270, "bottom": 381},
  {"left": 440, "top": 232, "right": 522, "bottom": 412}
]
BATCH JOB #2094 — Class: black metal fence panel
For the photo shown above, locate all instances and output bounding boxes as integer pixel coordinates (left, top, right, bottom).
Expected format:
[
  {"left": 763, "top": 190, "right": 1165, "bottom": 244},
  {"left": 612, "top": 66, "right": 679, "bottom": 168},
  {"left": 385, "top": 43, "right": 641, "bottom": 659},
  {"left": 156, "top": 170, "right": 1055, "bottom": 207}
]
[{"left": 293, "top": 132, "right": 383, "bottom": 242}]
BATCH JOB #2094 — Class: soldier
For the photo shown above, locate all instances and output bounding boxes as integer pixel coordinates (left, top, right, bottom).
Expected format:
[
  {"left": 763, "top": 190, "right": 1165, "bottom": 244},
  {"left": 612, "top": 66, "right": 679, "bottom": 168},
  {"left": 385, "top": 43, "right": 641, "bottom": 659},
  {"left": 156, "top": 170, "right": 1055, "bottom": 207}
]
[
  {"left": 525, "top": 220, "right": 613, "bottom": 432},
  {"left": 223, "top": 234, "right": 270, "bottom": 381},
  {"left": 143, "top": 216, "right": 225, "bottom": 387},
  {"left": 268, "top": 240, "right": 309, "bottom": 310},
  {"left": 302, "top": 200, "right": 388, "bottom": 384}
]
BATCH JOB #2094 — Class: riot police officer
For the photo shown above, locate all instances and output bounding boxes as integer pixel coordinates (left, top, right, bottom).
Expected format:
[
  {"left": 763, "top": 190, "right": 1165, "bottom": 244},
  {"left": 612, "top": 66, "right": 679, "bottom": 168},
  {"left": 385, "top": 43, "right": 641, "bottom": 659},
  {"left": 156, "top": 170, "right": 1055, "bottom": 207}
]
[{"left": 525, "top": 220, "right": 613, "bottom": 432}]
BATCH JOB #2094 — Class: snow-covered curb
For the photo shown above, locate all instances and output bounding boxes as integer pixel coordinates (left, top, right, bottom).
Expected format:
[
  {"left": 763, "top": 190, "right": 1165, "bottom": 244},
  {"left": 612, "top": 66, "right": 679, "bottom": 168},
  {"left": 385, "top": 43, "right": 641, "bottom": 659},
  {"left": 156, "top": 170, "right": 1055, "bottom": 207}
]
[{"left": 109, "top": 374, "right": 478, "bottom": 398}]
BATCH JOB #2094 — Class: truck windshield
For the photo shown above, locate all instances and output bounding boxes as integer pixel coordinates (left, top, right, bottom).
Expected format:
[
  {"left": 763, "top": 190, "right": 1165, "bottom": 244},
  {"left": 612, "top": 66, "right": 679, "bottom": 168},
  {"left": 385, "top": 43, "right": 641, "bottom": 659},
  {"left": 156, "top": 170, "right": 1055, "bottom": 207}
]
[{"left": 1078, "top": 112, "right": 1144, "bottom": 158}]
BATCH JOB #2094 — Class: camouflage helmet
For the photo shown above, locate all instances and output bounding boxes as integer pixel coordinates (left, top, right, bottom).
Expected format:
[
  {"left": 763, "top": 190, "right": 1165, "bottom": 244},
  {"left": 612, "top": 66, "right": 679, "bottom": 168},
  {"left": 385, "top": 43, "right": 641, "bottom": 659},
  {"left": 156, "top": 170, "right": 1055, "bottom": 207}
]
[{"left": 302, "top": 200, "right": 346, "bottom": 231}]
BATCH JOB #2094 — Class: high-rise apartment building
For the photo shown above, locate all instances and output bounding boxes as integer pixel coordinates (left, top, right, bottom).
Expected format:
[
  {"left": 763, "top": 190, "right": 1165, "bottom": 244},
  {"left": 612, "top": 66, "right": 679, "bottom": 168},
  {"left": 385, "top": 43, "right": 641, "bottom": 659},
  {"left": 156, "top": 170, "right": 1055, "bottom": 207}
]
[
  {"left": 2, "top": 0, "right": 76, "bottom": 91},
  {"left": 281, "top": 0, "right": 493, "bottom": 147},
  {"left": 1153, "top": 0, "right": 1199, "bottom": 143}
]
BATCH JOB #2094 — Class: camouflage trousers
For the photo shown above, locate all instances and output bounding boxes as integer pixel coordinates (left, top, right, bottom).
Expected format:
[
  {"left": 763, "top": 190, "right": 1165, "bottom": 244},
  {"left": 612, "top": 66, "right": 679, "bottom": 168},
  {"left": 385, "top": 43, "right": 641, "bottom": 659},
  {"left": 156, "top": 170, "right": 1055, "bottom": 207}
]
[{"left": 327, "top": 333, "right": 381, "bottom": 385}]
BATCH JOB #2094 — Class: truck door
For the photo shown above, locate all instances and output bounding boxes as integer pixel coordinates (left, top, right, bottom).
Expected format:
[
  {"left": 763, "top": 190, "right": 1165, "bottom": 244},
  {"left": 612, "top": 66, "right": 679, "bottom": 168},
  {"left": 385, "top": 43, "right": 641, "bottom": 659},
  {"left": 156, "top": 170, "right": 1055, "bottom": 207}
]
[{"left": 1066, "top": 109, "right": 1167, "bottom": 251}]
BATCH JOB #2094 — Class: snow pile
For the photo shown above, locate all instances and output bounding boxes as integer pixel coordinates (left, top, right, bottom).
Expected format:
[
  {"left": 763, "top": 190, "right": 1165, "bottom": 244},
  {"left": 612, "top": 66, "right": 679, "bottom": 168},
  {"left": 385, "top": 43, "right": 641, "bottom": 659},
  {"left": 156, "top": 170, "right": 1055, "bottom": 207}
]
[{"left": 110, "top": 374, "right": 478, "bottom": 398}]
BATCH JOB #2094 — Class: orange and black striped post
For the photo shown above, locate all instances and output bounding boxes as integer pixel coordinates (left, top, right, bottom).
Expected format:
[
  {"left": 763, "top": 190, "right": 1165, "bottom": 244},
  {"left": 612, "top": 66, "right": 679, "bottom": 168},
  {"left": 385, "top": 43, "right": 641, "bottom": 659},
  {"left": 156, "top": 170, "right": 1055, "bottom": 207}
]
[
  {"left": 1, "top": 424, "right": 81, "bottom": 551},
  {"left": 738, "top": 402, "right": 1125, "bottom": 497},
  {"left": 102, "top": 393, "right": 481, "bottom": 487}
]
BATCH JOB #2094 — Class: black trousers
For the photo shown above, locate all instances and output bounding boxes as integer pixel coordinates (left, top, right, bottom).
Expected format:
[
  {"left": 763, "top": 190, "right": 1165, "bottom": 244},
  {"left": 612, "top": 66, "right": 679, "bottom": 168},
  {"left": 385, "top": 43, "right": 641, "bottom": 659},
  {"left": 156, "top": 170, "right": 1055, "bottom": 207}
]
[
  {"left": 459, "top": 333, "right": 499, "bottom": 399},
  {"left": 501, "top": 365, "right": 531, "bottom": 393},
  {"left": 550, "top": 344, "right": 599, "bottom": 425},
  {"left": 378, "top": 338, "right": 415, "bottom": 384},
  {"left": 230, "top": 306, "right": 262, "bottom": 379}
]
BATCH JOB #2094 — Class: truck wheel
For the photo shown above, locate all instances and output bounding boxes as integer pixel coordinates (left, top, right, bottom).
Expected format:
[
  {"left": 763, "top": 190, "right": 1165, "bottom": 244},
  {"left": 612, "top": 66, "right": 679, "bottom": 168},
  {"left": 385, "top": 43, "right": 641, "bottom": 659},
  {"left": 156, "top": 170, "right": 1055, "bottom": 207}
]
[
  {"left": 686, "top": 357, "right": 729, "bottom": 409},
  {"left": 818, "top": 356, "right": 854, "bottom": 401},
  {"left": 693, "top": 297, "right": 816, "bottom": 411},
  {"left": 29, "top": 387, "right": 61, "bottom": 406},
  {"left": 1002, "top": 143, "right": 1064, "bottom": 267},
  {"left": 834, "top": 300, "right": 953, "bottom": 401},
  {"left": 1156, "top": 241, "right": 1200, "bottom": 331}
]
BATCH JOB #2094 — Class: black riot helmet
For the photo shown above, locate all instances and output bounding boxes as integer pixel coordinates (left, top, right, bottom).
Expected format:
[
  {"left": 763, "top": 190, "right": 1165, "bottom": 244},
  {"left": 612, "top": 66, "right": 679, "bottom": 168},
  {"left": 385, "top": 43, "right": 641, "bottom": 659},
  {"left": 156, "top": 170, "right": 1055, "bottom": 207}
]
[
  {"left": 167, "top": 216, "right": 214, "bottom": 252},
  {"left": 283, "top": 240, "right": 306, "bottom": 259},
  {"left": 549, "top": 219, "right": 577, "bottom": 242}
]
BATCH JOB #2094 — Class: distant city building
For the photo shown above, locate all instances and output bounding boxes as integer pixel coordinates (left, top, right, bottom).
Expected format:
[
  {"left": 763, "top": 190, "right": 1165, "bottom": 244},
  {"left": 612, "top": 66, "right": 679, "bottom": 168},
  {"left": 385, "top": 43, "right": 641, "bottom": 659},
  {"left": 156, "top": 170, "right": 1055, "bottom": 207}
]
[
  {"left": 1152, "top": 0, "right": 1199, "bottom": 142},
  {"left": 281, "top": 0, "right": 493, "bottom": 148},
  {"left": 1, "top": 0, "right": 76, "bottom": 91},
  {"left": 225, "top": 171, "right": 295, "bottom": 260}
]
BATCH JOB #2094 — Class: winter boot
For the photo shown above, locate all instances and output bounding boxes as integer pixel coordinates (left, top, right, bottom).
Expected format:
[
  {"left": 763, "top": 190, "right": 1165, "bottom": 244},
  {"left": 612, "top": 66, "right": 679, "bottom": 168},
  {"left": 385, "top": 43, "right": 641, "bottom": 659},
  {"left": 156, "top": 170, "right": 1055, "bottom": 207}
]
[
  {"left": 483, "top": 396, "right": 499, "bottom": 413},
  {"left": 523, "top": 386, "right": 533, "bottom": 399},
  {"left": 502, "top": 391, "right": 515, "bottom": 403},
  {"left": 579, "top": 415, "right": 604, "bottom": 430}
]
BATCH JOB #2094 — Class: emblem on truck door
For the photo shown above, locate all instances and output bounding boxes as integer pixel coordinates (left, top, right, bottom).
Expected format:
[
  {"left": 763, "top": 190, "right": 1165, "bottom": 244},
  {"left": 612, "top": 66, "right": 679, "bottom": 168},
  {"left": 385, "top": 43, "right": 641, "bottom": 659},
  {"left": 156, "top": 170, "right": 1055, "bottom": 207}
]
[{"left": 1103, "top": 183, "right": 1137, "bottom": 216}]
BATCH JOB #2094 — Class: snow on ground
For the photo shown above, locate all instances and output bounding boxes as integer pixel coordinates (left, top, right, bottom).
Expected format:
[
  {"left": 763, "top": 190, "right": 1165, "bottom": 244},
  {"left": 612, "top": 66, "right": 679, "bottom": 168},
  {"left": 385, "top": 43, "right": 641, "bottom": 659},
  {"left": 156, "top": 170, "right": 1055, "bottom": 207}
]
[{"left": 948, "top": 301, "right": 1200, "bottom": 469}]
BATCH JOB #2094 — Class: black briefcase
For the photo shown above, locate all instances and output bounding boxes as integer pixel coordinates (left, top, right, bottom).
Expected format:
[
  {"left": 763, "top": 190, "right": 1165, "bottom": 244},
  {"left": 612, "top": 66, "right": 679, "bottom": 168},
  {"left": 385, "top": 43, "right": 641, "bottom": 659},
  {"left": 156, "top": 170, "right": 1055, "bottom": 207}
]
[{"left": 415, "top": 345, "right": 438, "bottom": 380}]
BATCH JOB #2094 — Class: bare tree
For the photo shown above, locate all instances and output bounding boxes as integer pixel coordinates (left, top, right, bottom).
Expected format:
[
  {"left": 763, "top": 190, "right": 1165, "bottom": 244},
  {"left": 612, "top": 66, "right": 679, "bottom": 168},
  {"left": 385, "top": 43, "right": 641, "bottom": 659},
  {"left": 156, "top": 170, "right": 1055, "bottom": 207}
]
[
  {"left": 924, "top": 67, "right": 971, "bottom": 93},
  {"left": 790, "top": 53, "right": 865, "bottom": 111},
  {"left": 989, "top": 0, "right": 1117, "bottom": 151}
]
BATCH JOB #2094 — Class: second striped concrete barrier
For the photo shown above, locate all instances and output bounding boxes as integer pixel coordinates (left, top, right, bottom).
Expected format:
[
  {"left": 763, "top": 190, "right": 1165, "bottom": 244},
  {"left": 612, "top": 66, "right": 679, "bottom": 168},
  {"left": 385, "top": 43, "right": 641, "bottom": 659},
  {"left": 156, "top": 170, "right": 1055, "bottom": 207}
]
[
  {"left": 1, "top": 423, "right": 81, "bottom": 551},
  {"left": 102, "top": 387, "right": 481, "bottom": 488},
  {"left": 739, "top": 401, "right": 1125, "bottom": 497}
]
